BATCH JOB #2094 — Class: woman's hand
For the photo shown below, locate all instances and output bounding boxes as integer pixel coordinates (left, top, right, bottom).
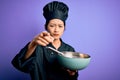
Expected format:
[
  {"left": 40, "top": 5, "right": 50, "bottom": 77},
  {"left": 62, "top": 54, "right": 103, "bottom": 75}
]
[
  {"left": 32, "top": 31, "right": 54, "bottom": 46},
  {"left": 66, "top": 69, "right": 77, "bottom": 76},
  {"left": 62, "top": 67, "right": 77, "bottom": 76}
]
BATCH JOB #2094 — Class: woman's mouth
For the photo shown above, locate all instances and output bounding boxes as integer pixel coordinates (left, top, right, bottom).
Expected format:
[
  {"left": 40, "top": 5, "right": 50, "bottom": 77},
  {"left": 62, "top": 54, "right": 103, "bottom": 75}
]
[{"left": 53, "top": 34, "right": 59, "bottom": 36}]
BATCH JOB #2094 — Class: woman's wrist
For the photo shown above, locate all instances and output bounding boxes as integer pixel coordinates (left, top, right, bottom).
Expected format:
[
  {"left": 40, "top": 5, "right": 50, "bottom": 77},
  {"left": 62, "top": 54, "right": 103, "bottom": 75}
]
[
  {"left": 24, "top": 40, "right": 37, "bottom": 60},
  {"left": 28, "top": 40, "right": 37, "bottom": 50}
]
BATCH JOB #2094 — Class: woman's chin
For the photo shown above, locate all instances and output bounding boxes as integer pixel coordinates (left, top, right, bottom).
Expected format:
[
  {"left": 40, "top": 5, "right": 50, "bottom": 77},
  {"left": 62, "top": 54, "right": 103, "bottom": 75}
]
[{"left": 53, "top": 37, "right": 60, "bottom": 40}]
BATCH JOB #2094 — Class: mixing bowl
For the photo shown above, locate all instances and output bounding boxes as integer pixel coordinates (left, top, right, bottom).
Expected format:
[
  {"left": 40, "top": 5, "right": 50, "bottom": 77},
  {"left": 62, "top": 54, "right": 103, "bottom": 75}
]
[
  {"left": 57, "top": 51, "right": 91, "bottom": 70},
  {"left": 46, "top": 46, "right": 91, "bottom": 70}
]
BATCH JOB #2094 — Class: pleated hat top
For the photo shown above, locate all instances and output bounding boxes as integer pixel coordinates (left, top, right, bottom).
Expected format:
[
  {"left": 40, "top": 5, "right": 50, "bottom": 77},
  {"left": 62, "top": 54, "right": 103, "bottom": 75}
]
[{"left": 43, "top": 1, "right": 69, "bottom": 22}]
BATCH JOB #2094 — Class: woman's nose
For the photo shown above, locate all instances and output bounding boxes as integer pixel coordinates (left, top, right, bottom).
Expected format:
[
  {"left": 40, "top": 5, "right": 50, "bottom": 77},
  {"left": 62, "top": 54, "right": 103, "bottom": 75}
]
[{"left": 54, "top": 26, "right": 59, "bottom": 31}]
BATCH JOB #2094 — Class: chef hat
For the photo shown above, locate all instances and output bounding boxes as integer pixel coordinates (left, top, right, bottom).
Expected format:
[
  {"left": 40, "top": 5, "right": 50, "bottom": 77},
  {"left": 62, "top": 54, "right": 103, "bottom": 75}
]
[{"left": 43, "top": 1, "right": 69, "bottom": 23}]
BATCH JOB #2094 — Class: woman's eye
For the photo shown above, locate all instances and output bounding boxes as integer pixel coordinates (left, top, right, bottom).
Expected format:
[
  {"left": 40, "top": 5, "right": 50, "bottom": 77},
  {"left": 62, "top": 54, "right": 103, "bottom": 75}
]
[
  {"left": 59, "top": 26, "right": 63, "bottom": 28},
  {"left": 50, "top": 25, "right": 54, "bottom": 27}
]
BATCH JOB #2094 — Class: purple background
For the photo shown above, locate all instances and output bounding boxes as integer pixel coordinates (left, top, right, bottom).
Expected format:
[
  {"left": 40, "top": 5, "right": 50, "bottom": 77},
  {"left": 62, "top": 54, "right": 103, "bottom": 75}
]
[{"left": 0, "top": 0, "right": 120, "bottom": 80}]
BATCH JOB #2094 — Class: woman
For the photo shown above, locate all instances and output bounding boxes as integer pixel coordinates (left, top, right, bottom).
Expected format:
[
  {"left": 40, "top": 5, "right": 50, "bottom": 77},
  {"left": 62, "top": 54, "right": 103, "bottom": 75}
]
[{"left": 12, "top": 1, "right": 78, "bottom": 80}]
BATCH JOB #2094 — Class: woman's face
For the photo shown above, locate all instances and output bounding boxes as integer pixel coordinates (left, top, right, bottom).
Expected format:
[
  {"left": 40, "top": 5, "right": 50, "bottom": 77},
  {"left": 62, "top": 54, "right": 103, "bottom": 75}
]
[{"left": 47, "top": 19, "right": 65, "bottom": 40}]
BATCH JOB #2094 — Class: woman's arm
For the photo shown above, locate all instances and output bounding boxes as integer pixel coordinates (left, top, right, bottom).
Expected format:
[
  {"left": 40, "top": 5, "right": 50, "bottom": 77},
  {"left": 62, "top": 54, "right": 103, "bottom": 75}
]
[
  {"left": 24, "top": 40, "right": 37, "bottom": 60},
  {"left": 24, "top": 31, "right": 54, "bottom": 60}
]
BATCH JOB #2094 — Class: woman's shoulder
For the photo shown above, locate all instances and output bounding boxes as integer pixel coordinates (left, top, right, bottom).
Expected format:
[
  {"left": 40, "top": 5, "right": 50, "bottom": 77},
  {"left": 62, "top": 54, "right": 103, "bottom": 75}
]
[{"left": 62, "top": 41, "right": 75, "bottom": 52}]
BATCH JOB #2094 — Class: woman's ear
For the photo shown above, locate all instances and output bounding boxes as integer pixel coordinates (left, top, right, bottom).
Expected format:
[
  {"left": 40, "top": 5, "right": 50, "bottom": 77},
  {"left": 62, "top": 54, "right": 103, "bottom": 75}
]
[
  {"left": 64, "top": 26, "right": 66, "bottom": 31},
  {"left": 44, "top": 24, "right": 47, "bottom": 30}
]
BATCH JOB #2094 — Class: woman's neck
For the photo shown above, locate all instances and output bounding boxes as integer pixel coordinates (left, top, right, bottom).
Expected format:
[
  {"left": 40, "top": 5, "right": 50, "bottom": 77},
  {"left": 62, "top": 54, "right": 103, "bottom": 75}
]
[{"left": 52, "top": 39, "right": 61, "bottom": 49}]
